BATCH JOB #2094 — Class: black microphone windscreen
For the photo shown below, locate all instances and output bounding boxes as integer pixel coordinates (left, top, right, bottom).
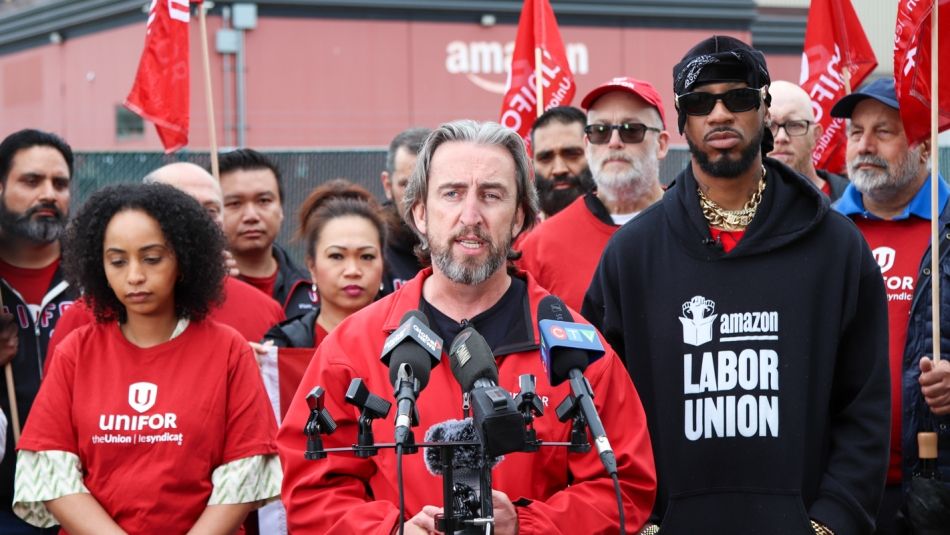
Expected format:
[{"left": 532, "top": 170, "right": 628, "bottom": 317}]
[
  {"left": 388, "top": 311, "right": 434, "bottom": 389},
  {"left": 537, "top": 294, "right": 589, "bottom": 380},
  {"left": 448, "top": 327, "right": 499, "bottom": 392},
  {"left": 423, "top": 418, "right": 502, "bottom": 476},
  {"left": 537, "top": 294, "right": 574, "bottom": 323}
]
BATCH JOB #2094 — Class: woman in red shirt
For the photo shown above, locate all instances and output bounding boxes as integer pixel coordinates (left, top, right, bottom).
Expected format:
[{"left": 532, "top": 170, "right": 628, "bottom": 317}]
[{"left": 12, "top": 183, "right": 280, "bottom": 534}]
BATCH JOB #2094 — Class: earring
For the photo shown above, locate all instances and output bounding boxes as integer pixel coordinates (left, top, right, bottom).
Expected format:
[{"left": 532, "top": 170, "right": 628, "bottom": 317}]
[
  {"left": 379, "top": 282, "right": 385, "bottom": 292},
  {"left": 311, "top": 283, "right": 317, "bottom": 293}
]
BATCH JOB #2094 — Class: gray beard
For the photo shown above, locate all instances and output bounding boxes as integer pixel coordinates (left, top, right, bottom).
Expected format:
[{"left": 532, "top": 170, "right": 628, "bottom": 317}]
[
  {"left": 426, "top": 227, "right": 510, "bottom": 286},
  {"left": 0, "top": 200, "right": 65, "bottom": 244},
  {"left": 848, "top": 149, "right": 922, "bottom": 201},
  {"left": 591, "top": 153, "right": 659, "bottom": 207}
]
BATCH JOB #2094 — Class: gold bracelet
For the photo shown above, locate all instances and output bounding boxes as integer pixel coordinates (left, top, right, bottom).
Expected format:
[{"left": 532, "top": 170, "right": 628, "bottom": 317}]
[
  {"left": 811, "top": 519, "right": 835, "bottom": 535},
  {"left": 638, "top": 524, "right": 660, "bottom": 535}
]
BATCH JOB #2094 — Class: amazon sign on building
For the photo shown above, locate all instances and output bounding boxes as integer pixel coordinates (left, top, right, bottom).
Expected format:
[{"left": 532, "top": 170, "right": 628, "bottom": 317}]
[{"left": 0, "top": 0, "right": 807, "bottom": 151}]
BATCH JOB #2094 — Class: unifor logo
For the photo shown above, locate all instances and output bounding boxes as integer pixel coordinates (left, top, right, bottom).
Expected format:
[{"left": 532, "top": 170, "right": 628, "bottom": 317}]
[
  {"left": 872, "top": 246, "right": 896, "bottom": 274},
  {"left": 128, "top": 382, "right": 158, "bottom": 413},
  {"left": 679, "top": 296, "right": 718, "bottom": 346}
]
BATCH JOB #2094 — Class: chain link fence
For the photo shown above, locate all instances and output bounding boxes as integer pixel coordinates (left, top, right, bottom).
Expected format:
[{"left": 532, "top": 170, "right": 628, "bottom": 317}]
[{"left": 69, "top": 147, "right": 950, "bottom": 266}]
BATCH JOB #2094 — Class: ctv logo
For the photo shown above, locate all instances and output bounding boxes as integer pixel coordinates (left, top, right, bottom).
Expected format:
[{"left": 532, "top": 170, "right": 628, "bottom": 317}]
[
  {"left": 547, "top": 324, "right": 597, "bottom": 343},
  {"left": 128, "top": 382, "right": 158, "bottom": 413}
]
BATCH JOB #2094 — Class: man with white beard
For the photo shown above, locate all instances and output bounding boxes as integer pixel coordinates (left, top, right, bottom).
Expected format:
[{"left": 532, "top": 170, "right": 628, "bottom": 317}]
[
  {"left": 517, "top": 77, "right": 669, "bottom": 310},
  {"left": 831, "top": 77, "right": 950, "bottom": 534}
]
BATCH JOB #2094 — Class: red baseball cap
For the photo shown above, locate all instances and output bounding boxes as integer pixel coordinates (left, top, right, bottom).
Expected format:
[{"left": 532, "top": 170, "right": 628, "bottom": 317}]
[{"left": 580, "top": 77, "right": 667, "bottom": 128}]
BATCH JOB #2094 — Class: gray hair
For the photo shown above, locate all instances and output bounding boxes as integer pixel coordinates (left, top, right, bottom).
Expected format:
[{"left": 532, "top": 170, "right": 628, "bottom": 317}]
[
  {"left": 385, "top": 127, "right": 432, "bottom": 174},
  {"left": 400, "top": 120, "right": 540, "bottom": 258}
]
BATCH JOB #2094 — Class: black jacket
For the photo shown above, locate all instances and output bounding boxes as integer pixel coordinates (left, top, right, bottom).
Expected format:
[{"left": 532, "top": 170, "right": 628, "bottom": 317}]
[
  {"left": 583, "top": 158, "right": 889, "bottom": 535},
  {"left": 271, "top": 244, "right": 314, "bottom": 319},
  {"left": 263, "top": 308, "right": 319, "bottom": 348},
  {"left": 380, "top": 203, "right": 422, "bottom": 297},
  {"left": 816, "top": 169, "right": 849, "bottom": 201},
  {"left": 0, "top": 265, "right": 77, "bottom": 511}
]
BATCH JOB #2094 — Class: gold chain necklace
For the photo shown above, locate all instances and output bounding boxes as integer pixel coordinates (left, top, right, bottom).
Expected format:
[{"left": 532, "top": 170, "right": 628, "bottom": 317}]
[{"left": 697, "top": 166, "right": 767, "bottom": 231}]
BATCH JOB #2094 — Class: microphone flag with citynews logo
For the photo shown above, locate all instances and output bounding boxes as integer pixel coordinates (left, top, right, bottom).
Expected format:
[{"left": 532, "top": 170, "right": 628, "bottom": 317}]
[
  {"left": 800, "top": 0, "right": 876, "bottom": 174},
  {"left": 894, "top": 0, "right": 950, "bottom": 145},
  {"left": 500, "top": 0, "right": 575, "bottom": 151},
  {"left": 125, "top": 0, "right": 198, "bottom": 153}
]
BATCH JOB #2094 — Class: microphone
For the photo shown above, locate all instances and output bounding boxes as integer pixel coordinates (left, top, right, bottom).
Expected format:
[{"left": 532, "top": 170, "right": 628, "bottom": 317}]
[
  {"left": 537, "top": 295, "right": 605, "bottom": 387},
  {"left": 448, "top": 327, "right": 526, "bottom": 456},
  {"left": 537, "top": 295, "right": 618, "bottom": 476},
  {"left": 380, "top": 310, "right": 444, "bottom": 447},
  {"left": 424, "top": 419, "right": 504, "bottom": 527},
  {"left": 423, "top": 418, "right": 504, "bottom": 480}
]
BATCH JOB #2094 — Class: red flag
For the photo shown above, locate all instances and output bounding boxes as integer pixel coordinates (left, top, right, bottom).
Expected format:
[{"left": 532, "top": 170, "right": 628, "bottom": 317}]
[
  {"left": 124, "top": 0, "right": 192, "bottom": 153},
  {"left": 800, "top": 0, "right": 877, "bottom": 174},
  {"left": 500, "top": 0, "right": 575, "bottom": 151},
  {"left": 894, "top": 0, "right": 950, "bottom": 146},
  {"left": 258, "top": 347, "right": 314, "bottom": 421}
]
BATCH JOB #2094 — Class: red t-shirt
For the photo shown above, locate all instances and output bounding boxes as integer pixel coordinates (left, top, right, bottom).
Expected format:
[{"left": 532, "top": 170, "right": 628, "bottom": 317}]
[
  {"left": 0, "top": 258, "right": 60, "bottom": 308},
  {"left": 516, "top": 196, "right": 616, "bottom": 311},
  {"left": 215, "top": 277, "right": 285, "bottom": 341},
  {"left": 708, "top": 227, "right": 746, "bottom": 253},
  {"left": 20, "top": 320, "right": 277, "bottom": 533},
  {"left": 854, "top": 216, "right": 931, "bottom": 484},
  {"left": 820, "top": 180, "right": 832, "bottom": 197},
  {"left": 240, "top": 270, "right": 279, "bottom": 301}
]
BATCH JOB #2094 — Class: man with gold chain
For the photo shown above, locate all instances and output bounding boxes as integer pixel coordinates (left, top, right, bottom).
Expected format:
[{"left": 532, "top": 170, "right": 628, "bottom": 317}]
[{"left": 583, "top": 35, "right": 890, "bottom": 535}]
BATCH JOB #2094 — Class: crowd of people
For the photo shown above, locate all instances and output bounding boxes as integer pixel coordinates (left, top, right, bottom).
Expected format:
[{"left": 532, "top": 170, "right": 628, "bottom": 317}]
[{"left": 0, "top": 33, "right": 947, "bottom": 535}]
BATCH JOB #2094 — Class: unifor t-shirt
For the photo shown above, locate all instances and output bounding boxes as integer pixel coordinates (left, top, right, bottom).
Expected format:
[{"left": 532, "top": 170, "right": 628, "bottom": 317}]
[
  {"left": 855, "top": 216, "right": 932, "bottom": 484},
  {"left": 14, "top": 319, "right": 279, "bottom": 532}
]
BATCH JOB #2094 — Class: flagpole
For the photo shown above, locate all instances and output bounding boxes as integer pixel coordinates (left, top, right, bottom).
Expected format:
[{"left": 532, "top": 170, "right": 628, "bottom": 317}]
[
  {"left": 535, "top": 47, "right": 544, "bottom": 119},
  {"left": 931, "top": 0, "right": 940, "bottom": 363},
  {"left": 198, "top": 2, "right": 220, "bottom": 181},
  {"left": 533, "top": 0, "right": 544, "bottom": 119}
]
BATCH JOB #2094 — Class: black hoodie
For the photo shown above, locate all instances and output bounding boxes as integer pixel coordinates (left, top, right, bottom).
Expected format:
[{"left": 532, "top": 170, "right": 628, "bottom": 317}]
[{"left": 583, "top": 158, "right": 889, "bottom": 535}]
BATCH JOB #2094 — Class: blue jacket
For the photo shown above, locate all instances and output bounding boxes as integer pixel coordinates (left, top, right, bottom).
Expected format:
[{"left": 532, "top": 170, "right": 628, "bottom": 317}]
[
  {"left": 902, "top": 196, "right": 950, "bottom": 484},
  {"left": 835, "top": 175, "right": 950, "bottom": 485}
]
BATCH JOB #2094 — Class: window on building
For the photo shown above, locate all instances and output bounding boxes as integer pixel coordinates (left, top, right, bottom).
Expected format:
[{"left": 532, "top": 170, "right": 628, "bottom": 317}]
[{"left": 116, "top": 105, "right": 144, "bottom": 139}]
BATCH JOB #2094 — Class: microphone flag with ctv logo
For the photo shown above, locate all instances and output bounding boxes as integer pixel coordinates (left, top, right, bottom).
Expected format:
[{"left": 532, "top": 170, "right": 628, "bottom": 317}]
[
  {"left": 894, "top": 0, "right": 950, "bottom": 145},
  {"left": 125, "top": 0, "right": 198, "bottom": 153},
  {"left": 500, "top": 0, "right": 575, "bottom": 152},
  {"left": 800, "top": 0, "right": 877, "bottom": 174}
]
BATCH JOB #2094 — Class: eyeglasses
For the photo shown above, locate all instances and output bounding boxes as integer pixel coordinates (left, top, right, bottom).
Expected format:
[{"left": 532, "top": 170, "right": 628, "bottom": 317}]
[
  {"left": 584, "top": 123, "right": 661, "bottom": 145},
  {"left": 674, "top": 86, "right": 767, "bottom": 116},
  {"left": 769, "top": 119, "right": 812, "bottom": 137}
]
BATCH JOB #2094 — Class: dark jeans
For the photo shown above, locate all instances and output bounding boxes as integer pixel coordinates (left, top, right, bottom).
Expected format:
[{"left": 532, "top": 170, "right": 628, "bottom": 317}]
[{"left": 0, "top": 508, "right": 58, "bottom": 535}]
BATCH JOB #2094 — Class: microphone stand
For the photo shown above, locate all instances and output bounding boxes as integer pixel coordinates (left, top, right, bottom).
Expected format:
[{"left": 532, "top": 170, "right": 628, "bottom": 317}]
[
  {"left": 555, "top": 390, "right": 592, "bottom": 454},
  {"left": 514, "top": 374, "right": 544, "bottom": 452},
  {"left": 393, "top": 364, "right": 421, "bottom": 454},
  {"left": 303, "top": 387, "right": 337, "bottom": 460},
  {"left": 303, "top": 380, "right": 583, "bottom": 534}
]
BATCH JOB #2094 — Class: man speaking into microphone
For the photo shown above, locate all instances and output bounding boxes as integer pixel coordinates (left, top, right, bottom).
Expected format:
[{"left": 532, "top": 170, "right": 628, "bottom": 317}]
[{"left": 277, "top": 120, "right": 656, "bottom": 534}]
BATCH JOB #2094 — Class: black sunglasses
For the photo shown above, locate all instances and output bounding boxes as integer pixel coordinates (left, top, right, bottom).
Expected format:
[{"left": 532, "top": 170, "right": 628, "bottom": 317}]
[
  {"left": 675, "top": 86, "right": 767, "bottom": 116},
  {"left": 584, "top": 123, "right": 661, "bottom": 145}
]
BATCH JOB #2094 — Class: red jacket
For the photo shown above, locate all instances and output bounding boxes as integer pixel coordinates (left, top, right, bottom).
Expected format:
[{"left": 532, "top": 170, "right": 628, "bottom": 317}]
[
  {"left": 276, "top": 268, "right": 656, "bottom": 534},
  {"left": 516, "top": 196, "right": 617, "bottom": 312}
]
